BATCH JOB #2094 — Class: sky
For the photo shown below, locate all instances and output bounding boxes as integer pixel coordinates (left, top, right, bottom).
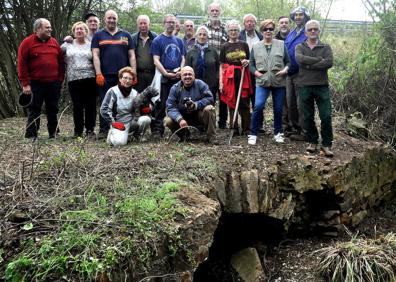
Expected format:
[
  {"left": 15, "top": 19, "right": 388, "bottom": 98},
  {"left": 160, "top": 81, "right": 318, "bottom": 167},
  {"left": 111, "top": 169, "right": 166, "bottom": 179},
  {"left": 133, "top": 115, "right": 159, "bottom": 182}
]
[{"left": 326, "top": 0, "right": 372, "bottom": 21}]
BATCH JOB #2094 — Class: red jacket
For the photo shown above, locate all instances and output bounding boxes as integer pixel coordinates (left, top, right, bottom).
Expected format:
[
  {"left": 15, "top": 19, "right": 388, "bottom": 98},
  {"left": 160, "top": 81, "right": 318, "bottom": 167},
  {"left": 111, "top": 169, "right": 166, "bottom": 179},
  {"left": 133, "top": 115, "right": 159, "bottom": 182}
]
[
  {"left": 220, "top": 64, "right": 252, "bottom": 109},
  {"left": 17, "top": 34, "right": 65, "bottom": 87}
]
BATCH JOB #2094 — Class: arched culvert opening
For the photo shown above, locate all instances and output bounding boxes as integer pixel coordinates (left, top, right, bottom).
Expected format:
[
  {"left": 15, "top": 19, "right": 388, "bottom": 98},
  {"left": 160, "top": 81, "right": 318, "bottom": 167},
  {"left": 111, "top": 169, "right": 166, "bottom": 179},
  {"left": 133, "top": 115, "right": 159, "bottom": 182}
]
[{"left": 193, "top": 213, "right": 285, "bottom": 281}]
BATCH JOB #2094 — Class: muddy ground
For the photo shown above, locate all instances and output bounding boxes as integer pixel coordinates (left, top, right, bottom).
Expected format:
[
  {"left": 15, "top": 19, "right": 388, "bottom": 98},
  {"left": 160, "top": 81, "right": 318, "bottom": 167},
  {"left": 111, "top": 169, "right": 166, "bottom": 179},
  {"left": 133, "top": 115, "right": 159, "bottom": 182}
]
[{"left": 0, "top": 114, "right": 395, "bottom": 281}]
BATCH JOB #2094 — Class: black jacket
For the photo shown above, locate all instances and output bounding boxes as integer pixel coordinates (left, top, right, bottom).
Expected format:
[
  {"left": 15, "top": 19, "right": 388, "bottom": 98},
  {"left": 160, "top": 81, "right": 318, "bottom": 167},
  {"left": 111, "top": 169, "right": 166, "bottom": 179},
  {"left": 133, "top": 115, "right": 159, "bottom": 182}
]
[{"left": 239, "top": 29, "right": 263, "bottom": 42}]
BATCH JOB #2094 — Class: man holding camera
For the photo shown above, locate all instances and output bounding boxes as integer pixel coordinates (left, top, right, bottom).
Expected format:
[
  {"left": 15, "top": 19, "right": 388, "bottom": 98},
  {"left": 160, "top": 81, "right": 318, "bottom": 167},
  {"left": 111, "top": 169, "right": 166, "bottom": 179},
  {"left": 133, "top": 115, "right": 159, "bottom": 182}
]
[{"left": 164, "top": 66, "right": 217, "bottom": 143}]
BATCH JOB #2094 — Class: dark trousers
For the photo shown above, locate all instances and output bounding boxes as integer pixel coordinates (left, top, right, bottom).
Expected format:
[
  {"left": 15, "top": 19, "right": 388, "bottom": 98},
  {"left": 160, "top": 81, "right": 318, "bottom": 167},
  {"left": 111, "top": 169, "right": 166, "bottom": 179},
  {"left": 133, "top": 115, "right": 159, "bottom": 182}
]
[
  {"left": 300, "top": 85, "right": 333, "bottom": 147},
  {"left": 286, "top": 74, "right": 304, "bottom": 133},
  {"left": 68, "top": 78, "right": 97, "bottom": 135},
  {"left": 98, "top": 74, "right": 118, "bottom": 133},
  {"left": 25, "top": 80, "right": 61, "bottom": 138},
  {"left": 227, "top": 69, "right": 251, "bottom": 133},
  {"left": 152, "top": 78, "right": 179, "bottom": 134},
  {"left": 135, "top": 70, "right": 155, "bottom": 93},
  {"left": 218, "top": 94, "right": 228, "bottom": 128}
]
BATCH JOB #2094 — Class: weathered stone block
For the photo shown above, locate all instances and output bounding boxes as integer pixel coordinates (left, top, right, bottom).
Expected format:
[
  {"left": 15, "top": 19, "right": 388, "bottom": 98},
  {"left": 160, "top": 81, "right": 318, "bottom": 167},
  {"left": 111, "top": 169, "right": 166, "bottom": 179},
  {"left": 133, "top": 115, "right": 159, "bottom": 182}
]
[
  {"left": 213, "top": 176, "right": 226, "bottom": 207},
  {"left": 269, "top": 193, "right": 295, "bottom": 220},
  {"left": 230, "top": 248, "right": 265, "bottom": 282},
  {"left": 351, "top": 210, "right": 368, "bottom": 226},
  {"left": 225, "top": 171, "right": 242, "bottom": 213},
  {"left": 240, "top": 170, "right": 259, "bottom": 213}
]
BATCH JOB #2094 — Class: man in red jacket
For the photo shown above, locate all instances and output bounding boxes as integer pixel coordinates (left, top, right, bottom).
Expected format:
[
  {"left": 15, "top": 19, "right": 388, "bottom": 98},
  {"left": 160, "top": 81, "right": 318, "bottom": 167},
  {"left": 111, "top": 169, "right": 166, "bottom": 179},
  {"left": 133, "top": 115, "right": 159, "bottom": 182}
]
[{"left": 18, "top": 18, "right": 65, "bottom": 140}]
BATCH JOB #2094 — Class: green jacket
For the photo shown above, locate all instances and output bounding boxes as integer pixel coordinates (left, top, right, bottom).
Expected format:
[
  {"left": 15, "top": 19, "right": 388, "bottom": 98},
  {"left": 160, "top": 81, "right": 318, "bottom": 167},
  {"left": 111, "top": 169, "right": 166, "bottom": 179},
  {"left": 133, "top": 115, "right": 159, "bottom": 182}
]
[
  {"left": 249, "top": 39, "right": 290, "bottom": 87},
  {"left": 295, "top": 40, "right": 333, "bottom": 86}
]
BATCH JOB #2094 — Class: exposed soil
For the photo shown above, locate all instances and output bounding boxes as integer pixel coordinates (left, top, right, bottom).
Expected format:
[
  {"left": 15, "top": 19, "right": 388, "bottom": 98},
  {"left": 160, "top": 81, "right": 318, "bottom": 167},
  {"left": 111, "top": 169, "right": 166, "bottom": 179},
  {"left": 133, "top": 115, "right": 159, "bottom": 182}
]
[
  {"left": 264, "top": 200, "right": 396, "bottom": 282},
  {"left": 0, "top": 114, "right": 394, "bottom": 281}
]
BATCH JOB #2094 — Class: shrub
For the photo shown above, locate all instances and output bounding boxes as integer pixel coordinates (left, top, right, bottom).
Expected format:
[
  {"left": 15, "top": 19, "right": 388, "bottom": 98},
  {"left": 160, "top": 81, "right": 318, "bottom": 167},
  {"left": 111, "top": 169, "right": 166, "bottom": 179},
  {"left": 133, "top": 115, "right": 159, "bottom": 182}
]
[{"left": 314, "top": 232, "right": 396, "bottom": 282}]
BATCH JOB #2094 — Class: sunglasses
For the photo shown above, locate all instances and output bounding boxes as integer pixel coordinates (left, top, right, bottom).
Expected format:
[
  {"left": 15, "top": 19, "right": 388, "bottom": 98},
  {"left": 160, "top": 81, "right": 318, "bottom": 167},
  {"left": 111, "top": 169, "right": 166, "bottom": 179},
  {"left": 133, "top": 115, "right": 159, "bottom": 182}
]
[
  {"left": 307, "top": 28, "right": 319, "bottom": 32},
  {"left": 121, "top": 76, "right": 133, "bottom": 81},
  {"left": 262, "top": 28, "right": 274, "bottom": 32}
]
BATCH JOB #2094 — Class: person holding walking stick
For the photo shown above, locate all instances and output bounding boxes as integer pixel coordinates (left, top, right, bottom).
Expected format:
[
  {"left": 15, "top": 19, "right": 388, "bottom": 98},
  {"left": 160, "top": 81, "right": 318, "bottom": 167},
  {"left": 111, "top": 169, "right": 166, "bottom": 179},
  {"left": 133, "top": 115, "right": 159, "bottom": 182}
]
[{"left": 219, "top": 20, "right": 252, "bottom": 136}]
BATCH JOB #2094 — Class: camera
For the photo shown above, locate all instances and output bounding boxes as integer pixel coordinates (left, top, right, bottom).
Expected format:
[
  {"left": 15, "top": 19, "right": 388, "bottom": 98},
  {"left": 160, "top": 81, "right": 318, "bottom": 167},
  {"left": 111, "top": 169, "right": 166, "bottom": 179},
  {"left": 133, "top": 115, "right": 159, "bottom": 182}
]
[{"left": 183, "top": 97, "right": 194, "bottom": 109}]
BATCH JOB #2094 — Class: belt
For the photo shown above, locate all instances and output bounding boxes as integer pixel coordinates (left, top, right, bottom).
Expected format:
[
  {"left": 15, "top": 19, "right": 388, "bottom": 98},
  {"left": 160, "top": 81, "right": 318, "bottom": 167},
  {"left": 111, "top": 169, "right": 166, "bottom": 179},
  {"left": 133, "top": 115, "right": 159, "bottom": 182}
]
[{"left": 138, "top": 69, "right": 155, "bottom": 74}]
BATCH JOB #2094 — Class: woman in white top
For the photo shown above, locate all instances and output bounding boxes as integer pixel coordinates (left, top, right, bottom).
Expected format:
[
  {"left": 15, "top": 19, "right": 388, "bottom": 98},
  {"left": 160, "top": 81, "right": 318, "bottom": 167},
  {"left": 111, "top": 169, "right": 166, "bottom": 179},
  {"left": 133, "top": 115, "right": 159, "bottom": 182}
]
[
  {"left": 100, "top": 67, "right": 151, "bottom": 146},
  {"left": 61, "top": 21, "right": 97, "bottom": 138}
]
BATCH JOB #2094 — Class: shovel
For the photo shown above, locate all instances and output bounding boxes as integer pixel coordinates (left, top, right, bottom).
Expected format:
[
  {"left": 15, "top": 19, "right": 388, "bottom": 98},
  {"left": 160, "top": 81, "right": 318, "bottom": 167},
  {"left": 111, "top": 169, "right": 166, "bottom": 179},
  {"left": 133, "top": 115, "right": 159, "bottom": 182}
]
[{"left": 227, "top": 66, "right": 246, "bottom": 145}]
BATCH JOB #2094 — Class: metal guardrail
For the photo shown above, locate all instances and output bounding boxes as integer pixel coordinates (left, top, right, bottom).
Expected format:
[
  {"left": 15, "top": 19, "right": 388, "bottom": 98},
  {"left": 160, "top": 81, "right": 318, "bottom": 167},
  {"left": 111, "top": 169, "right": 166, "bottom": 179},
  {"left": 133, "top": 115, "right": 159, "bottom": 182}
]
[{"left": 174, "top": 14, "right": 374, "bottom": 33}]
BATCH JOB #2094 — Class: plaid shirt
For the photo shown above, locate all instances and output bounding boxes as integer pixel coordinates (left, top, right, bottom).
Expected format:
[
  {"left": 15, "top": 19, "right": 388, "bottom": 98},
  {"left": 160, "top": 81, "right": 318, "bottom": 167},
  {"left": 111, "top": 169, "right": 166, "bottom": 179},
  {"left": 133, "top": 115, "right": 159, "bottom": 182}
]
[{"left": 205, "top": 20, "right": 228, "bottom": 53}]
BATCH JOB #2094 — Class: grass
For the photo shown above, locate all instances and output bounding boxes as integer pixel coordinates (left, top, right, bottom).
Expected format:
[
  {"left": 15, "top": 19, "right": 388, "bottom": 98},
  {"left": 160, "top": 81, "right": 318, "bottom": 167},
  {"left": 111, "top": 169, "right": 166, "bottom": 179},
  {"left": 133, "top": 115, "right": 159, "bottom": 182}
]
[
  {"left": 314, "top": 232, "right": 396, "bottom": 282},
  {"left": 5, "top": 180, "right": 186, "bottom": 281},
  {"left": 0, "top": 116, "right": 220, "bottom": 281}
]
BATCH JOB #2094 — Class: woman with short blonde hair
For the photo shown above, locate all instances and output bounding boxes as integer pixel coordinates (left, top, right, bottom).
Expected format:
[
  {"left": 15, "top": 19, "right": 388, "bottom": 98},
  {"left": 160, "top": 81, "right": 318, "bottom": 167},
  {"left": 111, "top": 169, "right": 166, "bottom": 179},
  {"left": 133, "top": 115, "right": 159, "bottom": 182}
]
[{"left": 61, "top": 21, "right": 97, "bottom": 138}]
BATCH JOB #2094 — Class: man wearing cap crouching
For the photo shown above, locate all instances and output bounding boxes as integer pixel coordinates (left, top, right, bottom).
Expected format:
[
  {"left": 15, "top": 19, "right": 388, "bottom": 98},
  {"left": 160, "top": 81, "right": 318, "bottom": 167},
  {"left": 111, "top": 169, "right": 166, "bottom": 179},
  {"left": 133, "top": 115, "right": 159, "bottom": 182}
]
[
  {"left": 17, "top": 18, "right": 64, "bottom": 140},
  {"left": 164, "top": 66, "right": 217, "bottom": 144}
]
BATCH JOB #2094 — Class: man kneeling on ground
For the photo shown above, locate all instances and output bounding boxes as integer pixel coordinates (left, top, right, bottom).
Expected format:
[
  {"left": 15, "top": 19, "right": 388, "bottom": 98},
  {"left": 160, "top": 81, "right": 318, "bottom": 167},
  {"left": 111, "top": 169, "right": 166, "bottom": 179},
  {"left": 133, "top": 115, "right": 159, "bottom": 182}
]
[{"left": 164, "top": 66, "right": 217, "bottom": 143}]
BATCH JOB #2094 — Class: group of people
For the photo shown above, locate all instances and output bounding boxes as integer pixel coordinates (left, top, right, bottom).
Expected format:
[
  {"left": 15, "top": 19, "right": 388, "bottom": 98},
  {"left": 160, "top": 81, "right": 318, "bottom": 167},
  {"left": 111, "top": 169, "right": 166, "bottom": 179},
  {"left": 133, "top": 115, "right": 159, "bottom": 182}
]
[{"left": 17, "top": 4, "right": 334, "bottom": 156}]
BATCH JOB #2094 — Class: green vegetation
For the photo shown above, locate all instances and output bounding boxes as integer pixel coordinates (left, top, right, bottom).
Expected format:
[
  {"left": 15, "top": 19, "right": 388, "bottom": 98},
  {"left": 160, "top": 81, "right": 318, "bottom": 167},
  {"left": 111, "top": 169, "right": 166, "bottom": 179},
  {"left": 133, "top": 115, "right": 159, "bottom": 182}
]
[
  {"left": 5, "top": 180, "right": 185, "bottom": 281},
  {"left": 314, "top": 232, "right": 396, "bottom": 282},
  {"left": 324, "top": 1, "right": 396, "bottom": 145},
  {"left": 2, "top": 139, "right": 219, "bottom": 281}
]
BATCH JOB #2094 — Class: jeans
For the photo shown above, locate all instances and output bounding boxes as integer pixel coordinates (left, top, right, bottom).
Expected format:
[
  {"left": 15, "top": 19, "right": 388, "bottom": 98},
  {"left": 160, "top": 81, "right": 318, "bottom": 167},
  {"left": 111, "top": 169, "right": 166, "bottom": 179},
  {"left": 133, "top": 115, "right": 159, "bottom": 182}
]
[
  {"left": 68, "top": 78, "right": 97, "bottom": 135},
  {"left": 250, "top": 86, "right": 285, "bottom": 136},
  {"left": 25, "top": 80, "right": 61, "bottom": 138},
  {"left": 299, "top": 85, "right": 333, "bottom": 147}
]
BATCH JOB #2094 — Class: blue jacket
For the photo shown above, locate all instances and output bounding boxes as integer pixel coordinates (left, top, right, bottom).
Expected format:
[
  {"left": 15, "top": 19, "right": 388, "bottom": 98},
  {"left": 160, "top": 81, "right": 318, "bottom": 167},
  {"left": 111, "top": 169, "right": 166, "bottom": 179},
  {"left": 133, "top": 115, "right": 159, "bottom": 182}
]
[
  {"left": 285, "top": 28, "right": 307, "bottom": 76},
  {"left": 166, "top": 79, "right": 214, "bottom": 122},
  {"left": 239, "top": 29, "right": 263, "bottom": 42}
]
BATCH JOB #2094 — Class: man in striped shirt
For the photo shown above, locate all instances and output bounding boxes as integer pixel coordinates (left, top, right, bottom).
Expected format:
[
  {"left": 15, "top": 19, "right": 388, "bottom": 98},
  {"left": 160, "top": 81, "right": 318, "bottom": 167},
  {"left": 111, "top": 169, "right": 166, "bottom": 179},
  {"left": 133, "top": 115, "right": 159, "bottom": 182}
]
[{"left": 205, "top": 2, "right": 228, "bottom": 128}]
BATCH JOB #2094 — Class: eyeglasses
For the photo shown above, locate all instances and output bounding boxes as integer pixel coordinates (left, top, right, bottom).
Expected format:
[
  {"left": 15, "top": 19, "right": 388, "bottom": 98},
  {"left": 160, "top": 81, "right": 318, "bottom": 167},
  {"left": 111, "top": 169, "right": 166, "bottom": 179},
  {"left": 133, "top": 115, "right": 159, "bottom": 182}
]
[
  {"left": 165, "top": 21, "right": 175, "bottom": 24},
  {"left": 228, "top": 29, "right": 239, "bottom": 32},
  {"left": 262, "top": 28, "right": 274, "bottom": 32},
  {"left": 121, "top": 76, "right": 133, "bottom": 81},
  {"left": 307, "top": 28, "right": 319, "bottom": 32}
]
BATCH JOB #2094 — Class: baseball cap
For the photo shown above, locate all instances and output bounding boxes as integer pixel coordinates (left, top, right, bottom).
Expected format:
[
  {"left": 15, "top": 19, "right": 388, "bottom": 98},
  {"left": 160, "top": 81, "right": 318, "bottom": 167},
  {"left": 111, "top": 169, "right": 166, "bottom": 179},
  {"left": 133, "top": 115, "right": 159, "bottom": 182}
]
[
  {"left": 84, "top": 12, "right": 98, "bottom": 21},
  {"left": 18, "top": 92, "right": 33, "bottom": 108}
]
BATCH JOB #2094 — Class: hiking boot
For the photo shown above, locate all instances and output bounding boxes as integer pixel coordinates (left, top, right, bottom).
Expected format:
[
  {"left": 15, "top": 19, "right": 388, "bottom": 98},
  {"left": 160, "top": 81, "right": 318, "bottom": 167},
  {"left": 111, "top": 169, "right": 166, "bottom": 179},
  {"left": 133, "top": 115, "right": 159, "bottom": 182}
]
[
  {"left": 306, "top": 143, "right": 318, "bottom": 153},
  {"left": 86, "top": 131, "right": 97, "bottom": 140},
  {"left": 97, "top": 131, "right": 108, "bottom": 140},
  {"left": 289, "top": 134, "right": 306, "bottom": 141},
  {"left": 273, "top": 133, "right": 285, "bottom": 143},
  {"left": 207, "top": 135, "right": 219, "bottom": 145},
  {"left": 218, "top": 123, "right": 227, "bottom": 129},
  {"left": 321, "top": 146, "right": 334, "bottom": 157},
  {"left": 247, "top": 135, "right": 257, "bottom": 145}
]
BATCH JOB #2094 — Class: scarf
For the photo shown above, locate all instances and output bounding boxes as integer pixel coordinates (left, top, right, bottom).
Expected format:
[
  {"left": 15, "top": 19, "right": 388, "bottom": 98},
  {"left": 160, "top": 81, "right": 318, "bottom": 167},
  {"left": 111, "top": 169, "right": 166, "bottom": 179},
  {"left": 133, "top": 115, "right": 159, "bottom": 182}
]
[
  {"left": 194, "top": 42, "right": 208, "bottom": 79},
  {"left": 118, "top": 82, "right": 132, "bottom": 97}
]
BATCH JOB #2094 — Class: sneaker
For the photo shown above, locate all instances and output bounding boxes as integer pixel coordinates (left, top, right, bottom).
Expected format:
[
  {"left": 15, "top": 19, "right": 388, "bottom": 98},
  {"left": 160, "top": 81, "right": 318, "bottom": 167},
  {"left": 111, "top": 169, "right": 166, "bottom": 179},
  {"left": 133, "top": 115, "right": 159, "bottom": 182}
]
[
  {"left": 321, "top": 146, "right": 334, "bottom": 157},
  {"left": 248, "top": 135, "right": 257, "bottom": 145},
  {"left": 306, "top": 143, "right": 318, "bottom": 153},
  {"left": 273, "top": 133, "right": 285, "bottom": 143}
]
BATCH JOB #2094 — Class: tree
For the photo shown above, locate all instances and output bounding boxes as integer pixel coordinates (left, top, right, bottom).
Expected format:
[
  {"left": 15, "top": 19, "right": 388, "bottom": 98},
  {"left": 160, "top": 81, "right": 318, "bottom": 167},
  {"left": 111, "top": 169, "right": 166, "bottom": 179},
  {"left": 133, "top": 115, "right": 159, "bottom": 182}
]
[{"left": 0, "top": 0, "right": 97, "bottom": 118}]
